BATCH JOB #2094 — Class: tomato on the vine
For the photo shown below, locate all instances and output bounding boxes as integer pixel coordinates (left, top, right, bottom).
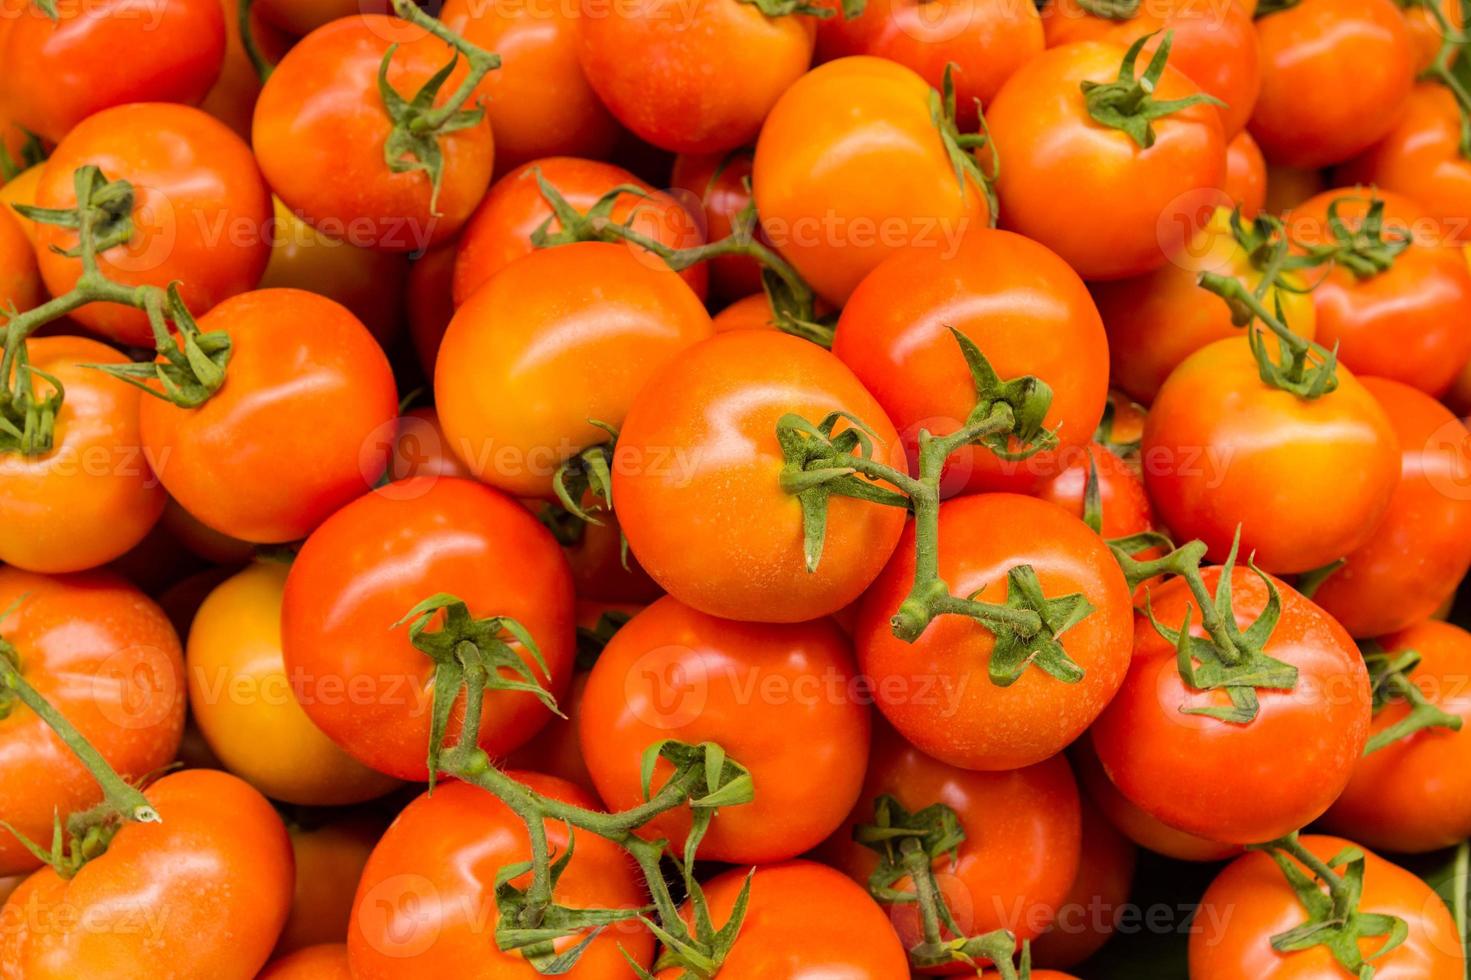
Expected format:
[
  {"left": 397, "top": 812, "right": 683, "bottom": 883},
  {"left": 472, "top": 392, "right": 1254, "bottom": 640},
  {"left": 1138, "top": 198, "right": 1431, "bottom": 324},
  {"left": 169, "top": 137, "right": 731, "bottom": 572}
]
[{"left": 1035, "top": 444, "right": 1153, "bottom": 541}]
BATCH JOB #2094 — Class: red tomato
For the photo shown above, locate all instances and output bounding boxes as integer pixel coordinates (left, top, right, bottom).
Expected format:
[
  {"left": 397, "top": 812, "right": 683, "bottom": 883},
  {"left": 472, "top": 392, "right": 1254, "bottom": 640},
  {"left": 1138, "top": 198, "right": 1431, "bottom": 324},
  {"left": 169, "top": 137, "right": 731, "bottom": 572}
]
[
  {"left": 281, "top": 477, "right": 575, "bottom": 781},
  {"left": 0, "top": 769, "right": 294, "bottom": 980},
  {"left": 276, "top": 820, "right": 380, "bottom": 957},
  {"left": 139, "top": 289, "right": 398, "bottom": 544},
  {"left": 0, "top": 205, "right": 38, "bottom": 314},
  {"left": 348, "top": 774, "right": 654, "bottom": 977},
  {"left": 551, "top": 508, "right": 664, "bottom": 604},
  {"left": 856, "top": 493, "right": 1134, "bottom": 771},
  {"left": 1142, "top": 337, "right": 1399, "bottom": 574},
  {"left": 1030, "top": 793, "right": 1137, "bottom": 970},
  {"left": 987, "top": 41, "right": 1226, "bottom": 280},
  {"left": 1035, "top": 444, "right": 1153, "bottom": 540},
  {"left": 670, "top": 149, "right": 764, "bottom": 301},
  {"left": 33, "top": 102, "right": 272, "bottom": 347},
  {"left": 1091, "top": 567, "right": 1371, "bottom": 845},
  {"left": 407, "top": 239, "right": 457, "bottom": 375},
  {"left": 383, "top": 407, "right": 472, "bottom": 483},
  {"left": 613, "top": 330, "right": 907, "bottom": 622},
  {"left": 578, "top": 0, "right": 814, "bottom": 154},
  {"left": 253, "top": 15, "right": 494, "bottom": 250},
  {"left": 1225, "top": 130, "right": 1267, "bottom": 217},
  {"left": 1249, "top": 0, "right": 1414, "bottom": 169},
  {"left": 259, "top": 945, "right": 351, "bottom": 980},
  {"left": 834, "top": 227, "right": 1109, "bottom": 494},
  {"left": 0, "top": 0, "right": 226, "bottom": 143}
]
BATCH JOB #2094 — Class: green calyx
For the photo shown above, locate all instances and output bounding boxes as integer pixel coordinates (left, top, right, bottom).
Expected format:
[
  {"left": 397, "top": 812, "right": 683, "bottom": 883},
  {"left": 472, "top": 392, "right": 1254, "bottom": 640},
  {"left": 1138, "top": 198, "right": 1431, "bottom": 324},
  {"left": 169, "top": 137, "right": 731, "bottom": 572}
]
[
  {"left": 0, "top": 320, "right": 64, "bottom": 456},
  {"left": 1302, "top": 196, "right": 1412, "bottom": 280},
  {"left": 1253, "top": 0, "right": 1302, "bottom": 15},
  {"left": 929, "top": 63, "right": 1000, "bottom": 227},
  {"left": 735, "top": 0, "right": 849, "bottom": 16},
  {"left": 576, "top": 610, "right": 631, "bottom": 669},
  {"left": 1416, "top": 0, "right": 1471, "bottom": 160},
  {"left": 1076, "top": 0, "right": 1142, "bottom": 17},
  {"left": 379, "top": 0, "right": 500, "bottom": 217},
  {"left": 0, "top": 127, "right": 46, "bottom": 183},
  {"left": 1251, "top": 833, "right": 1408, "bottom": 978},
  {"left": 85, "top": 284, "right": 232, "bottom": 408},
  {"left": 1081, "top": 31, "right": 1226, "bottom": 149},
  {"left": 1197, "top": 270, "right": 1339, "bottom": 398},
  {"left": 552, "top": 422, "right": 618, "bottom": 525},
  {"left": 1362, "top": 644, "right": 1464, "bottom": 754},
  {"left": 29, "top": 0, "right": 57, "bottom": 20},
  {"left": 237, "top": 0, "right": 274, "bottom": 84}
]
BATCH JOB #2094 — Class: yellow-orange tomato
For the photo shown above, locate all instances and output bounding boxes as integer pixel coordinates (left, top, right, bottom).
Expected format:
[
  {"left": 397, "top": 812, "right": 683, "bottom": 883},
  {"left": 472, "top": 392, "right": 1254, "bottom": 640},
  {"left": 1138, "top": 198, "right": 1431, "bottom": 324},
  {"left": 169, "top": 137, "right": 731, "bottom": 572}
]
[
  {"left": 276, "top": 820, "right": 381, "bottom": 956},
  {"left": 0, "top": 204, "right": 39, "bottom": 313},
  {"left": 188, "top": 562, "right": 401, "bottom": 806}
]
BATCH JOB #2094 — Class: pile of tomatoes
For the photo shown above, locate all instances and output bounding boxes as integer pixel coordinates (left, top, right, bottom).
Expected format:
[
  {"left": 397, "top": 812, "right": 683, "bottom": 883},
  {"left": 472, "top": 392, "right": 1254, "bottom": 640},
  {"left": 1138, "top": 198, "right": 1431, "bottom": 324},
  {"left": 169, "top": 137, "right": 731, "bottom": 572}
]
[{"left": 4, "top": 0, "right": 1471, "bottom": 976}]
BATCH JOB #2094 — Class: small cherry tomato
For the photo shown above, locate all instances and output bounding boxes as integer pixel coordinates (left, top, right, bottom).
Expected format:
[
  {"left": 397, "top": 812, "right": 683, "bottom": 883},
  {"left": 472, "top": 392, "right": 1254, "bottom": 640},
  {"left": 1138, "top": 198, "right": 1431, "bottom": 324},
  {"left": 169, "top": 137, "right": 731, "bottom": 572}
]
[
  {"left": 259, "top": 944, "right": 351, "bottom": 980},
  {"left": 1225, "top": 130, "right": 1267, "bottom": 217},
  {"left": 277, "top": 819, "right": 381, "bottom": 956}
]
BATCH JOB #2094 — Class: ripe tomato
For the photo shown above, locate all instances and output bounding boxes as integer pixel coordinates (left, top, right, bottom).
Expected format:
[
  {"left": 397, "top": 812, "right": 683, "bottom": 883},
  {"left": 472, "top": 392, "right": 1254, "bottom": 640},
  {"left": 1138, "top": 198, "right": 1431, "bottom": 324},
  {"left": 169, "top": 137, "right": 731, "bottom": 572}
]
[
  {"left": 1250, "top": 0, "right": 1414, "bottom": 169},
  {"left": 821, "top": 723, "right": 1081, "bottom": 964},
  {"left": 188, "top": 562, "right": 401, "bottom": 805},
  {"left": 0, "top": 164, "right": 42, "bottom": 246},
  {"left": 1142, "top": 337, "right": 1399, "bottom": 574},
  {"left": 1035, "top": 444, "right": 1153, "bottom": 540},
  {"left": 547, "top": 507, "right": 663, "bottom": 604},
  {"left": 201, "top": 0, "right": 290, "bottom": 139},
  {"left": 712, "top": 292, "right": 779, "bottom": 332},
  {"left": 1042, "top": 0, "right": 1261, "bottom": 136},
  {"left": 277, "top": 819, "right": 381, "bottom": 956},
  {"left": 1091, "top": 567, "right": 1371, "bottom": 845},
  {"left": 1284, "top": 189, "right": 1471, "bottom": 395},
  {"left": 0, "top": 568, "right": 184, "bottom": 877},
  {"left": 139, "top": 289, "right": 398, "bottom": 544},
  {"left": 1225, "top": 130, "right": 1267, "bottom": 217},
  {"left": 0, "top": 205, "right": 38, "bottom": 313},
  {"left": 281, "top": 477, "right": 575, "bottom": 781},
  {"left": 0, "top": 337, "right": 166, "bottom": 573},
  {"left": 1404, "top": 0, "right": 1462, "bottom": 70},
  {"left": 382, "top": 407, "right": 471, "bottom": 483},
  {"left": 753, "top": 56, "right": 990, "bottom": 306},
  {"left": 407, "top": 240, "right": 457, "bottom": 374},
  {"left": 857, "top": 493, "right": 1134, "bottom": 771},
  {"left": 833, "top": 227, "right": 1109, "bottom": 494},
  {"left": 579, "top": 595, "right": 870, "bottom": 863},
  {"left": 670, "top": 149, "right": 764, "bottom": 301},
  {"left": 1094, "top": 205, "right": 1317, "bottom": 404},
  {"left": 657, "top": 861, "right": 909, "bottom": 979},
  {"left": 1311, "top": 380, "right": 1471, "bottom": 636},
  {"left": 254, "top": 0, "right": 390, "bottom": 36},
  {"left": 259, "top": 945, "right": 351, "bottom": 980},
  {"left": 0, "top": 0, "right": 226, "bottom": 144},
  {"left": 1030, "top": 794, "right": 1137, "bottom": 970},
  {"left": 613, "top": 330, "right": 907, "bottom": 623},
  {"left": 578, "top": 0, "right": 813, "bottom": 154},
  {"left": 1321, "top": 620, "right": 1471, "bottom": 853},
  {"left": 34, "top": 103, "right": 272, "bottom": 347},
  {"left": 1190, "top": 835, "right": 1464, "bottom": 979},
  {"left": 253, "top": 15, "right": 494, "bottom": 251},
  {"left": 348, "top": 774, "right": 654, "bottom": 978},
  {"left": 987, "top": 41, "right": 1225, "bottom": 280},
  {"left": 436, "top": 242, "right": 712, "bottom": 499},
  {"left": 441, "top": 0, "right": 619, "bottom": 174},
  {"left": 452, "top": 157, "right": 707, "bottom": 305},
  {"left": 0, "top": 769, "right": 294, "bottom": 980}
]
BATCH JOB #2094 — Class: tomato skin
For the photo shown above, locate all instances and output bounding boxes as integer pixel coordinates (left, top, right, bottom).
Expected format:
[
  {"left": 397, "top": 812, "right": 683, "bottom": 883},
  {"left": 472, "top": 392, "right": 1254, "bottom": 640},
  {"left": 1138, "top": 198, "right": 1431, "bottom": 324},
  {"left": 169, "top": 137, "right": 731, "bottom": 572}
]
[
  {"left": 34, "top": 103, "right": 272, "bottom": 347},
  {"left": 383, "top": 407, "right": 472, "bottom": 483},
  {"left": 1035, "top": 444, "right": 1152, "bottom": 541},
  {"left": 408, "top": 239, "right": 457, "bottom": 375},
  {"left": 987, "top": 41, "right": 1226, "bottom": 281},
  {"left": 259, "top": 945, "right": 352, "bottom": 980},
  {"left": 0, "top": 0, "right": 226, "bottom": 144},
  {"left": 670, "top": 149, "right": 764, "bottom": 301},
  {"left": 1311, "top": 380, "right": 1471, "bottom": 637},
  {"left": 0, "top": 769, "right": 294, "bottom": 980},
  {"left": 821, "top": 725, "right": 1081, "bottom": 969},
  {"left": 0, "top": 205, "right": 39, "bottom": 314},
  {"left": 276, "top": 820, "right": 380, "bottom": 957},
  {"left": 857, "top": 493, "right": 1135, "bottom": 771},
  {"left": 281, "top": 477, "right": 575, "bottom": 781},
  {"left": 579, "top": 596, "right": 870, "bottom": 863},
  {"left": 753, "top": 56, "right": 990, "bottom": 306},
  {"left": 254, "top": 0, "right": 390, "bottom": 36},
  {"left": 139, "top": 289, "right": 398, "bottom": 544},
  {"left": 656, "top": 861, "right": 910, "bottom": 980},
  {"left": 1190, "top": 835, "right": 1465, "bottom": 979},
  {"left": 578, "top": 0, "right": 813, "bottom": 155},
  {"left": 1091, "top": 568, "right": 1371, "bottom": 845},
  {"left": 201, "top": 0, "right": 290, "bottom": 139},
  {"left": 1142, "top": 338, "right": 1399, "bottom": 575},
  {"left": 188, "top": 562, "right": 401, "bottom": 806},
  {"left": 1249, "top": 0, "right": 1414, "bottom": 169},
  {"left": 0, "top": 337, "right": 166, "bottom": 573},
  {"left": 452, "top": 157, "right": 707, "bottom": 306},
  {"left": 349, "top": 773, "right": 654, "bottom": 978},
  {"left": 1320, "top": 621, "right": 1471, "bottom": 853},
  {"left": 253, "top": 15, "right": 494, "bottom": 251},
  {"left": 1225, "top": 130, "right": 1267, "bottom": 218},
  {"left": 0, "top": 568, "right": 184, "bottom": 877},
  {"left": 711, "top": 292, "right": 778, "bottom": 332},
  {"left": 436, "top": 242, "right": 713, "bottom": 499},
  {"left": 441, "top": 0, "right": 619, "bottom": 175},
  {"left": 0, "top": 164, "right": 43, "bottom": 246},
  {"left": 613, "top": 330, "right": 907, "bottom": 623},
  {"left": 1030, "top": 793, "right": 1136, "bottom": 969}
]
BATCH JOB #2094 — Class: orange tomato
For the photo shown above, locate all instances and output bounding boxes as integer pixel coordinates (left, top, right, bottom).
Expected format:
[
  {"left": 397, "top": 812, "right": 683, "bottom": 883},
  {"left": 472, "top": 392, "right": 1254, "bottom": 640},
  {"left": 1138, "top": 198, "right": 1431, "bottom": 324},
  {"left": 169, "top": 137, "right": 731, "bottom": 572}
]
[
  {"left": 0, "top": 205, "right": 38, "bottom": 313},
  {"left": 259, "top": 945, "right": 352, "bottom": 980},
  {"left": 670, "top": 149, "right": 764, "bottom": 301},
  {"left": 1225, "top": 130, "right": 1267, "bottom": 217},
  {"left": 276, "top": 820, "right": 381, "bottom": 956}
]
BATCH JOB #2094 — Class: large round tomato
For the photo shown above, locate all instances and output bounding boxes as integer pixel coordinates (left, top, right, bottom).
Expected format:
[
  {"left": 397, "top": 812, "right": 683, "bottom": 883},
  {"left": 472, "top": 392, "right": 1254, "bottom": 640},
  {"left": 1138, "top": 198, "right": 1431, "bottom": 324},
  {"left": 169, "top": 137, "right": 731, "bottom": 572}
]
[
  {"left": 578, "top": 0, "right": 813, "bottom": 154},
  {"left": 1142, "top": 337, "right": 1399, "bottom": 574},
  {"left": 281, "top": 477, "right": 575, "bottom": 781},
  {"left": 578, "top": 595, "right": 870, "bottom": 863},
  {"left": 613, "top": 330, "right": 907, "bottom": 623},
  {"left": 0, "top": 568, "right": 184, "bottom": 877},
  {"left": 821, "top": 723, "right": 1081, "bottom": 969},
  {"left": 348, "top": 773, "right": 654, "bottom": 978},
  {"left": 856, "top": 493, "right": 1134, "bottom": 771},
  {"left": 259, "top": 945, "right": 351, "bottom": 980},
  {"left": 0, "top": 336, "right": 166, "bottom": 573},
  {"left": 987, "top": 41, "right": 1226, "bottom": 280},
  {"left": 0, "top": 205, "right": 39, "bottom": 313},
  {"left": 276, "top": 819, "right": 381, "bottom": 957},
  {"left": 436, "top": 242, "right": 712, "bottom": 499},
  {"left": 1190, "top": 835, "right": 1464, "bottom": 979},
  {"left": 1030, "top": 793, "right": 1137, "bottom": 970},
  {"left": 670, "top": 148, "right": 763, "bottom": 301},
  {"left": 139, "top": 289, "right": 398, "bottom": 544},
  {"left": 253, "top": 15, "right": 494, "bottom": 250},
  {"left": 1249, "top": 0, "right": 1414, "bottom": 169},
  {"left": 33, "top": 102, "right": 272, "bottom": 346},
  {"left": 0, "top": 0, "right": 226, "bottom": 143},
  {"left": 833, "top": 227, "right": 1109, "bottom": 494},
  {"left": 0, "top": 769, "right": 294, "bottom": 980},
  {"left": 753, "top": 56, "right": 990, "bottom": 306},
  {"left": 1091, "top": 567, "right": 1371, "bottom": 845}
]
